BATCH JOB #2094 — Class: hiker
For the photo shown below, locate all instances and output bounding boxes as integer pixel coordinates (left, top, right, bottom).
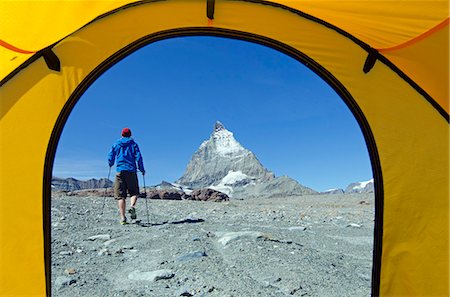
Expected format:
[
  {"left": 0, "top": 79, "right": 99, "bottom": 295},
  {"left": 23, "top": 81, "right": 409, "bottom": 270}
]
[{"left": 108, "top": 128, "right": 145, "bottom": 225}]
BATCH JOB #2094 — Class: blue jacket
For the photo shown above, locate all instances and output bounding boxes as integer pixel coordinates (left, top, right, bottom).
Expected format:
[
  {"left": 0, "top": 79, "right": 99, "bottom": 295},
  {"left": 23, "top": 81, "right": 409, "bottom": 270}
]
[{"left": 108, "top": 137, "right": 145, "bottom": 173}]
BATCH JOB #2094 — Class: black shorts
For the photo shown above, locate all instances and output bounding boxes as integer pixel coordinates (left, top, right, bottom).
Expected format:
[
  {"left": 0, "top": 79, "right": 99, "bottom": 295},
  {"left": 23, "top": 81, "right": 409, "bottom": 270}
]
[{"left": 114, "top": 171, "right": 139, "bottom": 199}]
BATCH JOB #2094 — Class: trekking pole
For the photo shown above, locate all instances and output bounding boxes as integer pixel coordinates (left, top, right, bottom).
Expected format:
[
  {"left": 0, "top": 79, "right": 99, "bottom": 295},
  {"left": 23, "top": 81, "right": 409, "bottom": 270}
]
[
  {"left": 100, "top": 166, "right": 112, "bottom": 216},
  {"left": 142, "top": 173, "right": 150, "bottom": 224}
]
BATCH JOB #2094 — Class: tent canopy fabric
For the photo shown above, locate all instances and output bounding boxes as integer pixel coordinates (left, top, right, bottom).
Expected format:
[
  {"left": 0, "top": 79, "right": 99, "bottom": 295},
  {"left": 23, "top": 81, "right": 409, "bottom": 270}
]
[
  {"left": 0, "top": 1, "right": 448, "bottom": 296},
  {"left": 1, "top": 0, "right": 448, "bottom": 112}
]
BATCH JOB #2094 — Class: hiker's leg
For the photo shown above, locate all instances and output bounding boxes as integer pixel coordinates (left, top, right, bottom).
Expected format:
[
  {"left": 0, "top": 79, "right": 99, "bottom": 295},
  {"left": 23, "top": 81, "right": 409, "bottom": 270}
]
[
  {"left": 115, "top": 171, "right": 127, "bottom": 220},
  {"left": 128, "top": 172, "right": 139, "bottom": 208},
  {"left": 130, "top": 195, "right": 138, "bottom": 208},
  {"left": 117, "top": 198, "right": 126, "bottom": 220}
]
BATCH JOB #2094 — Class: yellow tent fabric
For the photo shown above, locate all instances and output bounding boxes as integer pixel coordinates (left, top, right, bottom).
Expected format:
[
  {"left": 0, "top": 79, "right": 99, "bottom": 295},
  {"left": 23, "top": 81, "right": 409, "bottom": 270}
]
[{"left": 0, "top": 1, "right": 448, "bottom": 296}]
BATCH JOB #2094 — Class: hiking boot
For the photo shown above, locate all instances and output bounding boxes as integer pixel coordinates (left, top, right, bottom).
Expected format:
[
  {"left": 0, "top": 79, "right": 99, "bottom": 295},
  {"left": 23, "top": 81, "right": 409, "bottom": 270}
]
[
  {"left": 128, "top": 207, "right": 137, "bottom": 220},
  {"left": 120, "top": 217, "right": 129, "bottom": 225}
]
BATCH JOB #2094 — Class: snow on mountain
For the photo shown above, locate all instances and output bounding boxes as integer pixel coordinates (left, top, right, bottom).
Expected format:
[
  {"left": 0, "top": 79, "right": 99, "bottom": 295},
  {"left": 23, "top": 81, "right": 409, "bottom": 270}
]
[
  {"left": 219, "top": 170, "right": 251, "bottom": 185},
  {"left": 210, "top": 122, "right": 247, "bottom": 157},
  {"left": 156, "top": 181, "right": 193, "bottom": 194},
  {"left": 208, "top": 170, "right": 254, "bottom": 196},
  {"left": 345, "top": 178, "right": 374, "bottom": 194},
  {"left": 321, "top": 188, "right": 345, "bottom": 195}
]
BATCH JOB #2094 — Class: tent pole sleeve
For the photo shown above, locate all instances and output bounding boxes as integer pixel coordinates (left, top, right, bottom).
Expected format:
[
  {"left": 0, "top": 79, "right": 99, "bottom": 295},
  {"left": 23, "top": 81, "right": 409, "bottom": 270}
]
[
  {"left": 207, "top": 0, "right": 215, "bottom": 20},
  {"left": 42, "top": 48, "right": 61, "bottom": 72},
  {"left": 363, "top": 48, "right": 379, "bottom": 74}
]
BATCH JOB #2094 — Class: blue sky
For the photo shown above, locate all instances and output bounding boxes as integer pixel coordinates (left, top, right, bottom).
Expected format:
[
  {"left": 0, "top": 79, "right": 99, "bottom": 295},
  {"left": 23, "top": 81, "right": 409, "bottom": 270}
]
[{"left": 53, "top": 36, "right": 372, "bottom": 192}]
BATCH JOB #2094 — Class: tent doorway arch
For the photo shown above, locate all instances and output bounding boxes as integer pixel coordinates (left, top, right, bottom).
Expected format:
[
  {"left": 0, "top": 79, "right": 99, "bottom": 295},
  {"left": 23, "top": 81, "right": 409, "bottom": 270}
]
[
  {"left": 48, "top": 32, "right": 380, "bottom": 295},
  {"left": 0, "top": 1, "right": 447, "bottom": 297}
]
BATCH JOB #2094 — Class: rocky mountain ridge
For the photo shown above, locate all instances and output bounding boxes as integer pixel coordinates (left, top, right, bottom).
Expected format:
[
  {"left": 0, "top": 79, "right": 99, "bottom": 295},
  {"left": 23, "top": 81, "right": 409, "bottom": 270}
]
[
  {"left": 344, "top": 179, "right": 374, "bottom": 194},
  {"left": 321, "top": 179, "right": 374, "bottom": 195},
  {"left": 52, "top": 177, "right": 112, "bottom": 191}
]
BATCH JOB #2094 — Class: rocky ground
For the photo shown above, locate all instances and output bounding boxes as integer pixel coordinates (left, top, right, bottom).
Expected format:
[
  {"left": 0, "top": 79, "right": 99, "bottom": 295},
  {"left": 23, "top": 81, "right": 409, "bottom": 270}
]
[{"left": 51, "top": 193, "right": 375, "bottom": 297}]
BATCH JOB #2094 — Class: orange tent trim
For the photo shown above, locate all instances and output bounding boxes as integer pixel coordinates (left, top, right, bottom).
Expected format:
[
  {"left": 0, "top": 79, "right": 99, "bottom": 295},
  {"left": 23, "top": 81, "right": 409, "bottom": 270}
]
[
  {"left": 0, "top": 40, "right": 36, "bottom": 54},
  {"left": 377, "top": 18, "right": 449, "bottom": 52}
]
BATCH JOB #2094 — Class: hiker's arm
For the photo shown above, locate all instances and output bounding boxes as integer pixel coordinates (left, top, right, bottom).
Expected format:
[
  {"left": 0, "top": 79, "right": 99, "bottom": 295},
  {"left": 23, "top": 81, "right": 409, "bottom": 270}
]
[
  {"left": 108, "top": 145, "right": 116, "bottom": 167},
  {"left": 135, "top": 143, "right": 145, "bottom": 174}
]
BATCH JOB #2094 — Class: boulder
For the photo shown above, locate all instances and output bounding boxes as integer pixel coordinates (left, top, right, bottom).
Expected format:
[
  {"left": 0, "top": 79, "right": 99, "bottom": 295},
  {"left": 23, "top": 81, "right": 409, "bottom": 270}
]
[
  {"left": 128, "top": 269, "right": 175, "bottom": 281},
  {"left": 147, "top": 189, "right": 184, "bottom": 200},
  {"left": 188, "top": 188, "right": 229, "bottom": 202},
  {"left": 146, "top": 188, "right": 228, "bottom": 202}
]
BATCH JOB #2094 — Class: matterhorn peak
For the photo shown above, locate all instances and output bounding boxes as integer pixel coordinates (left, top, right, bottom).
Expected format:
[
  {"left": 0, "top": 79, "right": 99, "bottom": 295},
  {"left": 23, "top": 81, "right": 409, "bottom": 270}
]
[
  {"left": 177, "top": 121, "right": 274, "bottom": 188},
  {"left": 214, "top": 121, "right": 226, "bottom": 132},
  {"left": 209, "top": 121, "right": 244, "bottom": 157},
  {"left": 176, "top": 121, "right": 315, "bottom": 197}
]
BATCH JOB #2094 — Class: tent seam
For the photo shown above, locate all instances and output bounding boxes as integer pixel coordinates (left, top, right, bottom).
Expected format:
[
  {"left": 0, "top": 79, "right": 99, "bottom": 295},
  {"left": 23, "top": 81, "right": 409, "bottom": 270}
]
[{"left": 377, "top": 18, "right": 449, "bottom": 52}]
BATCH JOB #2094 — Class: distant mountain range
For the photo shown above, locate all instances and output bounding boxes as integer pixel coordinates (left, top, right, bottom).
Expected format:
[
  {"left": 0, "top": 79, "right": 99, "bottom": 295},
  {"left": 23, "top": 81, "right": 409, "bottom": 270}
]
[
  {"left": 52, "top": 121, "right": 374, "bottom": 197},
  {"left": 322, "top": 179, "right": 374, "bottom": 194},
  {"left": 344, "top": 179, "right": 374, "bottom": 193},
  {"left": 51, "top": 177, "right": 112, "bottom": 191}
]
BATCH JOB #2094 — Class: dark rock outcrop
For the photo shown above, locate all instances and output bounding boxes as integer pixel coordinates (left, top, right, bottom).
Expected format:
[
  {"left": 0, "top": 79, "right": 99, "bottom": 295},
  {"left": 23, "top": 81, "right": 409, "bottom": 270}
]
[
  {"left": 147, "top": 189, "right": 184, "bottom": 200},
  {"left": 189, "top": 188, "right": 229, "bottom": 202},
  {"left": 146, "top": 188, "right": 229, "bottom": 202}
]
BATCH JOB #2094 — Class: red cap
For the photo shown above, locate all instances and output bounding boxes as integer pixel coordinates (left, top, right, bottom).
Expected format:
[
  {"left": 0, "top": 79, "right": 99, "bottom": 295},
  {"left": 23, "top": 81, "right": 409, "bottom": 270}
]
[{"left": 121, "top": 128, "right": 131, "bottom": 137}]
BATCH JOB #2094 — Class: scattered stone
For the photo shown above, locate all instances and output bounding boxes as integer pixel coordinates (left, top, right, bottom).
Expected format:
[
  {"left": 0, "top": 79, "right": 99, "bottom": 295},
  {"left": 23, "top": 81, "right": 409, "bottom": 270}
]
[
  {"left": 64, "top": 268, "right": 76, "bottom": 275},
  {"left": 289, "top": 286, "right": 303, "bottom": 295},
  {"left": 288, "top": 226, "right": 307, "bottom": 231},
  {"left": 88, "top": 234, "right": 111, "bottom": 241},
  {"left": 103, "top": 239, "right": 117, "bottom": 246},
  {"left": 97, "top": 248, "right": 110, "bottom": 256},
  {"left": 177, "top": 287, "right": 193, "bottom": 296},
  {"left": 128, "top": 269, "right": 175, "bottom": 282},
  {"left": 347, "top": 223, "right": 362, "bottom": 228},
  {"left": 55, "top": 276, "right": 76, "bottom": 289},
  {"left": 358, "top": 273, "right": 371, "bottom": 281},
  {"left": 176, "top": 251, "right": 207, "bottom": 262},
  {"left": 59, "top": 251, "right": 72, "bottom": 256},
  {"left": 263, "top": 276, "right": 282, "bottom": 287},
  {"left": 52, "top": 192, "right": 375, "bottom": 296},
  {"left": 216, "top": 231, "right": 266, "bottom": 246}
]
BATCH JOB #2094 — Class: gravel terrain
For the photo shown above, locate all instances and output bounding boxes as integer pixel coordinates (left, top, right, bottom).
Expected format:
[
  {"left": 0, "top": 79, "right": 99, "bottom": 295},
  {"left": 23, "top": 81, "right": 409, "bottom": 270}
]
[{"left": 51, "top": 193, "right": 374, "bottom": 297}]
